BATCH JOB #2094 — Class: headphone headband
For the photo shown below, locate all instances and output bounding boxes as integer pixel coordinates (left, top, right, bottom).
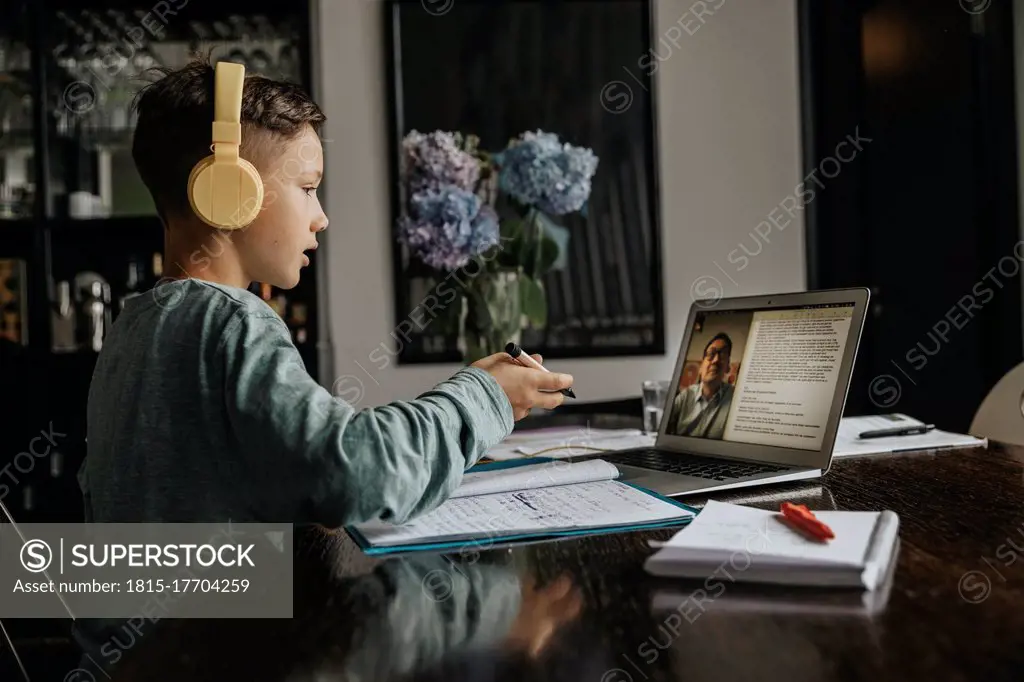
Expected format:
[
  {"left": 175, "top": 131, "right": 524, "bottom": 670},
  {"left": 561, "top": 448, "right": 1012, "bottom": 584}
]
[
  {"left": 186, "top": 61, "right": 264, "bottom": 230},
  {"left": 212, "top": 62, "right": 244, "bottom": 152}
]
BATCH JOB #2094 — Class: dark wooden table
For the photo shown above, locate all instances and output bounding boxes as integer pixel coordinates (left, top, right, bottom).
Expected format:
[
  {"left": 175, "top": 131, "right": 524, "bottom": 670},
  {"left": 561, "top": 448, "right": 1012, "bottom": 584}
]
[{"left": 95, "top": 423, "right": 1024, "bottom": 682}]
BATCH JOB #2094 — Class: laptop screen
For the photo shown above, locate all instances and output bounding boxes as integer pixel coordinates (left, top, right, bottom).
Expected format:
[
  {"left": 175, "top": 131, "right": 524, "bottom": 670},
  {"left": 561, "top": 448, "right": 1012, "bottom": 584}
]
[{"left": 663, "top": 302, "right": 857, "bottom": 452}]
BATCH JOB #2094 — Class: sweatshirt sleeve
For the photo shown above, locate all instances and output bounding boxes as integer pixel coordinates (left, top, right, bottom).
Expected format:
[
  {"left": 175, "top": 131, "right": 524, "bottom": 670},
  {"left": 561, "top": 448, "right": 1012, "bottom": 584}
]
[{"left": 220, "top": 311, "right": 515, "bottom": 528}]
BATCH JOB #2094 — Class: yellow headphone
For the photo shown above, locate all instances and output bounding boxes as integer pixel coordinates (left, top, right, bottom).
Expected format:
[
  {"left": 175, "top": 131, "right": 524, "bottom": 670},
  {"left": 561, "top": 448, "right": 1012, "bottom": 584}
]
[{"left": 187, "top": 61, "right": 264, "bottom": 230}]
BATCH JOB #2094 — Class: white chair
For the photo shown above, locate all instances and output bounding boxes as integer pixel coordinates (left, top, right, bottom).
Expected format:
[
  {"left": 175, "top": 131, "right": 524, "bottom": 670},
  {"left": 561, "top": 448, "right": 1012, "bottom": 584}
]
[{"left": 970, "top": 362, "right": 1024, "bottom": 447}]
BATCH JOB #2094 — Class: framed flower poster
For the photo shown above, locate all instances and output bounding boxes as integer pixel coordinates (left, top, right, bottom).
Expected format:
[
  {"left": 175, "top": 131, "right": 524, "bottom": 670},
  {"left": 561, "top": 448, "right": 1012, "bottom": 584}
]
[{"left": 385, "top": 0, "right": 665, "bottom": 364}]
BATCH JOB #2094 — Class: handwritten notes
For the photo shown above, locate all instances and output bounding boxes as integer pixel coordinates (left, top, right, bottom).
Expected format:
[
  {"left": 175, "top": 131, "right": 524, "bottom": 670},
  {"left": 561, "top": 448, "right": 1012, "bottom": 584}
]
[{"left": 355, "top": 480, "right": 693, "bottom": 547}]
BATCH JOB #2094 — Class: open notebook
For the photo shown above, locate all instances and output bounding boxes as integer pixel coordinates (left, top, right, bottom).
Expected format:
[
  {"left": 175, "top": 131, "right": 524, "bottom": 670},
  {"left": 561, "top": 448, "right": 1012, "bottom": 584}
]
[
  {"left": 644, "top": 500, "right": 900, "bottom": 590},
  {"left": 348, "top": 459, "right": 696, "bottom": 555}
]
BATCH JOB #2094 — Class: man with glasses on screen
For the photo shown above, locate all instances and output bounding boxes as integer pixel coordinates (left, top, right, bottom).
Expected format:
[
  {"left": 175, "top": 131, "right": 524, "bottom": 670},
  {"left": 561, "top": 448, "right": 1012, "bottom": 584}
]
[{"left": 667, "top": 332, "right": 734, "bottom": 439}]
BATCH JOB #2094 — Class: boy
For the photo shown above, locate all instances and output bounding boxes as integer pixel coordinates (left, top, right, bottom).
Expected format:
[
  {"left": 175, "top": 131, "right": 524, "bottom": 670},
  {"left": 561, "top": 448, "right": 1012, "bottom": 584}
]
[{"left": 79, "top": 58, "right": 573, "bottom": 528}]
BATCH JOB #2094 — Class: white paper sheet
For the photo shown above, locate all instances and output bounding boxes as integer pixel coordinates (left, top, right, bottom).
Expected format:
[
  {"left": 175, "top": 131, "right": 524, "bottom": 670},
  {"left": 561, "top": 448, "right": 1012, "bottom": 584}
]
[
  {"left": 355, "top": 480, "right": 694, "bottom": 547},
  {"left": 484, "top": 426, "right": 603, "bottom": 460},
  {"left": 485, "top": 427, "right": 655, "bottom": 461},
  {"left": 657, "top": 500, "right": 880, "bottom": 568},
  {"left": 451, "top": 459, "right": 620, "bottom": 499},
  {"left": 833, "top": 414, "right": 985, "bottom": 458}
]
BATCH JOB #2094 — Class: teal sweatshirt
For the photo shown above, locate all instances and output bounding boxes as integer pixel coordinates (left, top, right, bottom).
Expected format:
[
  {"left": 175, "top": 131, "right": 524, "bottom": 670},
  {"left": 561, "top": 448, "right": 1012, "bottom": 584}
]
[{"left": 79, "top": 278, "right": 515, "bottom": 527}]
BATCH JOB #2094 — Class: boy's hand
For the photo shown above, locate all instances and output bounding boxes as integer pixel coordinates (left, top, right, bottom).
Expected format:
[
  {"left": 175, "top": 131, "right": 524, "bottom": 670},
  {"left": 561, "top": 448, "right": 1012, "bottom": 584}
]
[
  {"left": 472, "top": 352, "right": 574, "bottom": 421},
  {"left": 505, "top": 574, "right": 583, "bottom": 658}
]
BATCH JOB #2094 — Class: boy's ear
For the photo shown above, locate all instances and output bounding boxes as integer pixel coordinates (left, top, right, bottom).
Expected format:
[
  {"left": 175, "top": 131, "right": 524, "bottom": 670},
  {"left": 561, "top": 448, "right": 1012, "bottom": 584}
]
[{"left": 260, "top": 189, "right": 278, "bottom": 211}]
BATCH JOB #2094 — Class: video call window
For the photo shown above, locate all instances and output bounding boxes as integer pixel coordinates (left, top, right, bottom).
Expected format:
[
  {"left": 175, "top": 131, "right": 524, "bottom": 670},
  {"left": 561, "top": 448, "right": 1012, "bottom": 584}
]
[
  {"left": 666, "top": 311, "right": 754, "bottom": 440},
  {"left": 666, "top": 304, "right": 855, "bottom": 451}
]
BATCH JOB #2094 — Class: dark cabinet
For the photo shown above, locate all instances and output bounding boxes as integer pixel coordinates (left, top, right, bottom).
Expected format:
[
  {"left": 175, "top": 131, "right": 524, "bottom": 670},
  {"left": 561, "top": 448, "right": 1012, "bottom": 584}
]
[{"left": 0, "top": 0, "right": 316, "bottom": 523}]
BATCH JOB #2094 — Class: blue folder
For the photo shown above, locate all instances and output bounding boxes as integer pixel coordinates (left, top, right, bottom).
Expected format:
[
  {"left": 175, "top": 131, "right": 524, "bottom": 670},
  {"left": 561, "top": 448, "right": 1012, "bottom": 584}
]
[{"left": 347, "top": 457, "right": 699, "bottom": 556}]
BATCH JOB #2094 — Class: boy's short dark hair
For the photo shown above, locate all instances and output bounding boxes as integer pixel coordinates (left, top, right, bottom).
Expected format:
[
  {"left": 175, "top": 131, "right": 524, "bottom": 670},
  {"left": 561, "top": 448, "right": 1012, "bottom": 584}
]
[{"left": 131, "top": 55, "right": 326, "bottom": 222}]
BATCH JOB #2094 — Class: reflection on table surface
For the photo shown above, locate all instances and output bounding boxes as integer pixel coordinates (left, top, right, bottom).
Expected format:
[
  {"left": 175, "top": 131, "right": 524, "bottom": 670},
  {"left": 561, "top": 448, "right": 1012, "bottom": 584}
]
[
  {"left": 96, "top": 529, "right": 596, "bottom": 682},
  {"left": 66, "top": 441, "right": 1024, "bottom": 682}
]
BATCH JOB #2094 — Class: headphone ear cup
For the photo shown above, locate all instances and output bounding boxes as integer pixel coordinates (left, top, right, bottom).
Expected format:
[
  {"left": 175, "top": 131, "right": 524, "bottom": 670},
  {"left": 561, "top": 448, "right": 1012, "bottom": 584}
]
[
  {"left": 187, "top": 155, "right": 215, "bottom": 224},
  {"left": 187, "top": 155, "right": 265, "bottom": 230},
  {"left": 234, "top": 158, "right": 264, "bottom": 227}
]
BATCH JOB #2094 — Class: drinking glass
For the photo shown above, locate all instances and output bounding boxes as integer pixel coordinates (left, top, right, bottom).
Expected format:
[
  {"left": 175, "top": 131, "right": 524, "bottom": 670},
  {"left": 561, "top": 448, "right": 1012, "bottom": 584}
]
[{"left": 642, "top": 380, "right": 671, "bottom": 434}]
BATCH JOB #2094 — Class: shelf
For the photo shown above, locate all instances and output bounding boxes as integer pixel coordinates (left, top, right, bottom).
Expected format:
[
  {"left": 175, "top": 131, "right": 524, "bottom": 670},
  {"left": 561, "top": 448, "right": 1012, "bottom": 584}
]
[
  {"left": 0, "top": 129, "right": 35, "bottom": 152},
  {"left": 53, "top": 127, "right": 134, "bottom": 152},
  {"left": 42, "top": 0, "right": 309, "bottom": 19},
  {"left": 0, "top": 0, "right": 320, "bottom": 387},
  {"left": 48, "top": 214, "right": 162, "bottom": 233},
  {"left": 1, "top": 217, "right": 165, "bottom": 237}
]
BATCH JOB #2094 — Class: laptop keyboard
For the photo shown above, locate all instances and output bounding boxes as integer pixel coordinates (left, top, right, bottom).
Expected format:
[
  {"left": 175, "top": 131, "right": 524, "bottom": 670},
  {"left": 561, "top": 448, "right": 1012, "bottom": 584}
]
[{"left": 605, "top": 449, "right": 788, "bottom": 482}]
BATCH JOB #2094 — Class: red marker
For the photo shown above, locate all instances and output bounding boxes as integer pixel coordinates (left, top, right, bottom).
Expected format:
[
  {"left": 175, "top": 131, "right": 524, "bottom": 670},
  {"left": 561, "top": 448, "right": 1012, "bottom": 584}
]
[{"left": 779, "top": 502, "right": 834, "bottom": 542}]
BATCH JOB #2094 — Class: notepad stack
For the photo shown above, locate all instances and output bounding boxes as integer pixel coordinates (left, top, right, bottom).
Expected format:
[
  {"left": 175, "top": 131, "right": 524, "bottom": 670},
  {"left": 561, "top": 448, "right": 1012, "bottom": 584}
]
[{"left": 644, "top": 500, "right": 900, "bottom": 590}]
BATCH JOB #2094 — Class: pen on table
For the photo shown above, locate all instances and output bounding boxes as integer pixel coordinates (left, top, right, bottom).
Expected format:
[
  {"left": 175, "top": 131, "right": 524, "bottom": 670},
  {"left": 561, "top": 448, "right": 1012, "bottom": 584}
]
[
  {"left": 857, "top": 424, "right": 935, "bottom": 439},
  {"left": 504, "top": 342, "right": 576, "bottom": 399}
]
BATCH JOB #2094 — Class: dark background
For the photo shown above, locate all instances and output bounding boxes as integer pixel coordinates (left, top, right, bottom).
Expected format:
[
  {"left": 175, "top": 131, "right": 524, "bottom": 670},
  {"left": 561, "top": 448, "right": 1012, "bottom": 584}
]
[{"left": 801, "top": 0, "right": 1023, "bottom": 432}]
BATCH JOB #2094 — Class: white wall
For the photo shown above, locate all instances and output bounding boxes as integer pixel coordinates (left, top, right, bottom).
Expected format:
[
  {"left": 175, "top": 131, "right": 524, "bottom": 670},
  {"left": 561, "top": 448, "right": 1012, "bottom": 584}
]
[{"left": 312, "top": 0, "right": 806, "bottom": 406}]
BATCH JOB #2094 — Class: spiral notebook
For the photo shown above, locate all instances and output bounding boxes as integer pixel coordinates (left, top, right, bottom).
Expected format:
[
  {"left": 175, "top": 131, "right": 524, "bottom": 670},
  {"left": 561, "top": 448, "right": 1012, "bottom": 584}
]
[{"left": 348, "top": 458, "right": 697, "bottom": 555}]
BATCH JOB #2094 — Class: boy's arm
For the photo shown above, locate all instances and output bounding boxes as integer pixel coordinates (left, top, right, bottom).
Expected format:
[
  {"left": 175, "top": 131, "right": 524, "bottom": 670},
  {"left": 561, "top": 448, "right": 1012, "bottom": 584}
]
[{"left": 220, "top": 311, "right": 515, "bottom": 528}]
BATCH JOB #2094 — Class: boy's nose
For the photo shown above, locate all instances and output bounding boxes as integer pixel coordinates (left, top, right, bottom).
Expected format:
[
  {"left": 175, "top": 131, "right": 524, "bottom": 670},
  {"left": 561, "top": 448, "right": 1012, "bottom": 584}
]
[{"left": 312, "top": 216, "right": 328, "bottom": 232}]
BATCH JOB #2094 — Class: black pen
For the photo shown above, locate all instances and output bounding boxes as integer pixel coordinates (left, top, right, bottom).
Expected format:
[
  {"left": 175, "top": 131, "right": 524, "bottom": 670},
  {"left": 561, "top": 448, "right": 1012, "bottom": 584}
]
[
  {"left": 504, "top": 342, "right": 576, "bottom": 399},
  {"left": 858, "top": 424, "right": 935, "bottom": 439}
]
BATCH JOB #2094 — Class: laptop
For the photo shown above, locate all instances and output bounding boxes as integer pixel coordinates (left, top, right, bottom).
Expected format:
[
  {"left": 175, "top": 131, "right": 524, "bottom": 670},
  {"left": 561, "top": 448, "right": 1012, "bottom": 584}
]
[{"left": 598, "top": 288, "right": 870, "bottom": 497}]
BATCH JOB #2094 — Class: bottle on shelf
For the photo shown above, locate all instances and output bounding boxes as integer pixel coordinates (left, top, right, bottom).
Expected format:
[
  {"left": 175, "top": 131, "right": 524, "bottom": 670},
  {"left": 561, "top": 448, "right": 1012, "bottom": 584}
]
[
  {"left": 0, "top": 183, "right": 17, "bottom": 219},
  {"left": 268, "top": 293, "right": 287, "bottom": 318},
  {"left": 73, "top": 272, "right": 112, "bottom": 352},
  {"left": 51, "top": 280, "right": 78, "bottom": 353},
  {"left": 118, "top": 256, "right": 145, "bottom": 311},
  {"left": 290, "top": 302, "right": 308, "bottom": 344},
  {"left": 150, "top": 252, "right": 164, "bottom": 288},
  {"left": 80, "top": 281, "right": 109, "bottom": 352},
  {"left": 50, "top": 447, "right": 63, "bottom": 478}
]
